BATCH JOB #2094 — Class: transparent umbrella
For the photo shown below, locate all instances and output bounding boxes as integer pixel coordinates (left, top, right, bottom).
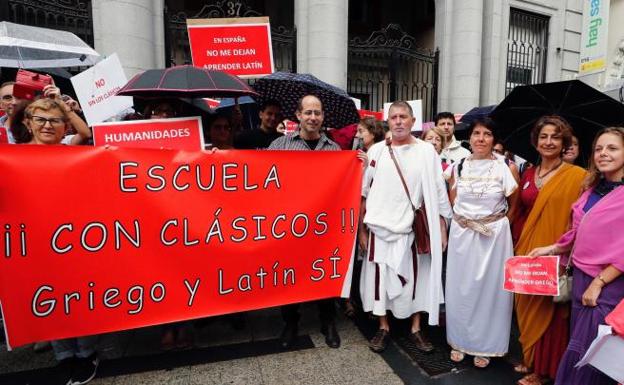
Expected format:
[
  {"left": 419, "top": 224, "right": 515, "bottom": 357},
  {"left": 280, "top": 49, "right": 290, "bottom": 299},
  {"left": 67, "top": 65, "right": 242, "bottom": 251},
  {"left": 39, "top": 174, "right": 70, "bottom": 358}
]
[{"left": 0, "top": 21, "right": 100, "bottom": 68}]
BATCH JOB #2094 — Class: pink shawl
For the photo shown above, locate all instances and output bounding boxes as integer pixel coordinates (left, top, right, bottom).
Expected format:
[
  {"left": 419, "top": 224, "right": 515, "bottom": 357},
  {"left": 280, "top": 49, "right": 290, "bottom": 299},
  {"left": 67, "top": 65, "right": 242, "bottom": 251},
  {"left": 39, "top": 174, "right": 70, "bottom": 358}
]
[{"left": 556, "top": 185, "right": 624, "bottom": 277}]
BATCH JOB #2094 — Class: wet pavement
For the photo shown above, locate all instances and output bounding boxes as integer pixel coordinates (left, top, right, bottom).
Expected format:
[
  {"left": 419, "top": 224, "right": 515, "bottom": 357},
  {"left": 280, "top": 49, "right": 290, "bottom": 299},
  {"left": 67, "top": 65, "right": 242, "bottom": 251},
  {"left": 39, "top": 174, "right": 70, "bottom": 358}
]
[{"left": 0, "top": 305, "right": 525, "bottom": 384}]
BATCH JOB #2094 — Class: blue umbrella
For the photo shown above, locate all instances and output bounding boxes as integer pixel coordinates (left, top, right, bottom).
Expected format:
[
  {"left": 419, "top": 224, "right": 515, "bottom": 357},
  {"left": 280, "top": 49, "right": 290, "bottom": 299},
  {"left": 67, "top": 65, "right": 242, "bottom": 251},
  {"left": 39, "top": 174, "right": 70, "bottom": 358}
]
[
  {"left": 216, "top": 96, "right": 259, "bottom": 130},
  {"left": 459, "top": 105, "right": 497, "bottom": 126},
  {"left": 252, "top": 72, "right": 359, "bottom": 128}
]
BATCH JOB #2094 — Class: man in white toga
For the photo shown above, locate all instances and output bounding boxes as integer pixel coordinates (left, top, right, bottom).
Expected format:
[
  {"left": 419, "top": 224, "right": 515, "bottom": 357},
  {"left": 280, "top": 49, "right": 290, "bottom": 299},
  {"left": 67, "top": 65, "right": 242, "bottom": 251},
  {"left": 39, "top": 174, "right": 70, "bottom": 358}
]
[{"left": 359, "top": 101, "right": 452, "bottom": 353}]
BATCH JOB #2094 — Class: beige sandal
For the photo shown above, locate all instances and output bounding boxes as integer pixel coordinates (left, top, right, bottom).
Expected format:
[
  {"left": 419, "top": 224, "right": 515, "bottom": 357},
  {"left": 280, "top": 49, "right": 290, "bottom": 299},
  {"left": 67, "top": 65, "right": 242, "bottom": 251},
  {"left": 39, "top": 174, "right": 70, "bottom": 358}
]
[
  {"left": 450, "top": 349, "right": 465, "bottom": 362},
  {"left": 473, "top": 356, "right": 490, "bottom": 368}
]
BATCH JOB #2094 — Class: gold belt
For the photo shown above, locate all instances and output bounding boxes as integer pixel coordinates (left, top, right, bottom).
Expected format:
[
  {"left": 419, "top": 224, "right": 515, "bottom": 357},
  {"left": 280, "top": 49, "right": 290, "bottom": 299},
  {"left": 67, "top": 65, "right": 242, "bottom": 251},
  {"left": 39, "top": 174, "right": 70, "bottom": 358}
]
[{"left": 453, "top": 211, "right": 506, "bottom": 236}]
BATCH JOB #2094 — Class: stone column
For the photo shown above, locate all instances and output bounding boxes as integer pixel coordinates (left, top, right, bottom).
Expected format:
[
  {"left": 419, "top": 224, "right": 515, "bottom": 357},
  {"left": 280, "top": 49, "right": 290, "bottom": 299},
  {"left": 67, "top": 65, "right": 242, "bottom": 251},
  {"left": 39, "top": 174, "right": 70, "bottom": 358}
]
[
  {"left": 435, "top": 0, "right": 484, "bottom": 114},
  {"left": 479, "top": 0, "right": 506, "bottom": 106},
  {"left": 295, "top": 0, "right": 348, "bottom": 89},
  {"left": 92, "top": 0, "right": 165, "bottom": 77}
]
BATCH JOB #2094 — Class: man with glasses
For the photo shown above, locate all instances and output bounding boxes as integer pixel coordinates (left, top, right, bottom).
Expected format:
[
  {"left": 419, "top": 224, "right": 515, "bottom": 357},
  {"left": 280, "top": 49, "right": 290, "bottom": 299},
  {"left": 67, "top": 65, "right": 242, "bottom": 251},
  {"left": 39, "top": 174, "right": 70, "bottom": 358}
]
[{"left": 268, "top": 94, "right": 342, "bottom": 349}]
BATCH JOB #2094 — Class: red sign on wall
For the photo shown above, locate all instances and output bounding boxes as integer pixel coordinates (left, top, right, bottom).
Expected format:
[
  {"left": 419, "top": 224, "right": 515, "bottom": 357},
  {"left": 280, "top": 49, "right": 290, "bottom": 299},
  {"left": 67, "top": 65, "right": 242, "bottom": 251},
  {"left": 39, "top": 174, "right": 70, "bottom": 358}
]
[
  {"left": 503, "top": 256, "right": 560, "bottom": 296},
  {"left": 0, "top": 146, "right": 361, "bottom": 347},
  {"left": 187, "top": 17, "right": 274, "bottom": 78},
  {"left": 92, "top": 117, "right": 206, "bottom": 151}
]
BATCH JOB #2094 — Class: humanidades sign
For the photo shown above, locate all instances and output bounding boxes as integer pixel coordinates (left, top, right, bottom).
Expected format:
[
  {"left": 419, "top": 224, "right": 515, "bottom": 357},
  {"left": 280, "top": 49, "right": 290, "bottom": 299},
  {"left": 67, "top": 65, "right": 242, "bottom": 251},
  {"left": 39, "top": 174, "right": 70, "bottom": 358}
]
[{"left": 0, "top": 146, "right": 361, "bottom": 348}]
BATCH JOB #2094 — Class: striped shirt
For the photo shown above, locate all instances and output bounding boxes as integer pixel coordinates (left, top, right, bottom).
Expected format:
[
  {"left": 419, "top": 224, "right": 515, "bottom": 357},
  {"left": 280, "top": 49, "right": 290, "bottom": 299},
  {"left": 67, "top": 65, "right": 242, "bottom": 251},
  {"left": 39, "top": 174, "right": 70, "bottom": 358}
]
[{"left": 268, "top": 131, "right": 340, "bottom": 151}]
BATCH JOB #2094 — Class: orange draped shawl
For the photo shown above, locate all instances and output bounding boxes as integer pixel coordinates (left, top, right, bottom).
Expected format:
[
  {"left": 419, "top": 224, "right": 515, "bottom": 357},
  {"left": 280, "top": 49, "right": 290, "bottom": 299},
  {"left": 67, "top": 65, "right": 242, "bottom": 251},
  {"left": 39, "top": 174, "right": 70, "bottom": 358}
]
[{"left": 514, "top": 163, "right": 586, "bottom": 367}]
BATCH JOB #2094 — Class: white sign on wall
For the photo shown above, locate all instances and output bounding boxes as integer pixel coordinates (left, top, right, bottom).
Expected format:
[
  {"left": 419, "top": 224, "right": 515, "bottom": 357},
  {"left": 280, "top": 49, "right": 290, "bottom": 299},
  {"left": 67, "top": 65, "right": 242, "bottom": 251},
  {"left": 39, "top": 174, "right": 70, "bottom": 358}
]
[
  {"left": 71, "top": 54, "right": 133, "bottom": 126},
  {"left": 383, "top": 100, "right": 423, "bottom": 132},
  {"left": 579, "top": 0, "right": 610, "bottom": 75}
]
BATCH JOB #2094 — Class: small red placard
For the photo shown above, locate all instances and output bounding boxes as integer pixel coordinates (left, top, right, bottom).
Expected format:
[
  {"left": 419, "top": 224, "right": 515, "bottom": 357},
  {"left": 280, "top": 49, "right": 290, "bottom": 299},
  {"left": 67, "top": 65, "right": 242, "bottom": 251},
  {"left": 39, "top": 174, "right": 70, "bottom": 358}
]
[{"left": 503, "top": 256, "right": 560, "bottom": 296}]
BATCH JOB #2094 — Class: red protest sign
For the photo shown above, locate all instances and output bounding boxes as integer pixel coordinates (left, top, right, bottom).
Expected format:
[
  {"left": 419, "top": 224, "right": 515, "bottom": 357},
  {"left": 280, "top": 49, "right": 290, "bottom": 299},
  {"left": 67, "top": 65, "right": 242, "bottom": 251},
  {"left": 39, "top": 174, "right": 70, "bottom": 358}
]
[
  {"left": 205, "top": 98, "right": 221, "bottom": 109},
  {"left": 503, "top": 256, "right": 560, "bottom": 296},
  {"left": 0, "top": 146, "right": 361, "bottom": 347},
  {"left": 283, "top": 120, "right": 298, "bottom": 134},
  {"left": 92, "top": 117, "right": 205, "bottom": 151},
  {"left": 358, "top": 109, "right": 383, "bottom": 121},
  {"left": 187, "top": 17, "right": 274, "bottom": 78}
]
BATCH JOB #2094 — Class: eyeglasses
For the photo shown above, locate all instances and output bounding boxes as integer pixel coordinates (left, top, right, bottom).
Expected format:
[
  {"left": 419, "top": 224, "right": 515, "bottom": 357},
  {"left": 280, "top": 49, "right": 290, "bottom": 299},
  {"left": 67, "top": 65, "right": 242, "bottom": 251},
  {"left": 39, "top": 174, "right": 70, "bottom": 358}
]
[{"left": 29, "top": 115, "right": 66, "bottom": 128}]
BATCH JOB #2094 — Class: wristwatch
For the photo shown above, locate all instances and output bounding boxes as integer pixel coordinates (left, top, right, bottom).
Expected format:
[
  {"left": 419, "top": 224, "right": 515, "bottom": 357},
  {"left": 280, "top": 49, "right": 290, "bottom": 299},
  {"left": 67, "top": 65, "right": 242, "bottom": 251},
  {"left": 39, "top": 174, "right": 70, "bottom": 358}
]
[{"left": 597, "top": 274, "right": 607, "bottom": 285}]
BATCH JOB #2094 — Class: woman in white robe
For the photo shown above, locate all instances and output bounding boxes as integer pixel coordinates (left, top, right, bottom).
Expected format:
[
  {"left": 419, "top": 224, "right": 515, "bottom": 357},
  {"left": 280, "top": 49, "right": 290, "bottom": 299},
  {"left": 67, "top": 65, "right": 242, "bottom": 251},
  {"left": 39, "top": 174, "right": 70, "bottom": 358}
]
[{"left": 444, "top": 117, "right": 519, "bottom": 368}]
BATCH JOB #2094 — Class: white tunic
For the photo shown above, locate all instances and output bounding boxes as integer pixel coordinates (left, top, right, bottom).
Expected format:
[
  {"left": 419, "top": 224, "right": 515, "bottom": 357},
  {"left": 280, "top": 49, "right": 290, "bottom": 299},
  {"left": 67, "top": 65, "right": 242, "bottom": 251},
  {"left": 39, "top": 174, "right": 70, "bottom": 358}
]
[
  {"left": 360, "top": 140, "right": 452, "bottom": 321},
  {"left": 445, "top": 157, "right": 517, "bottom": 356}
]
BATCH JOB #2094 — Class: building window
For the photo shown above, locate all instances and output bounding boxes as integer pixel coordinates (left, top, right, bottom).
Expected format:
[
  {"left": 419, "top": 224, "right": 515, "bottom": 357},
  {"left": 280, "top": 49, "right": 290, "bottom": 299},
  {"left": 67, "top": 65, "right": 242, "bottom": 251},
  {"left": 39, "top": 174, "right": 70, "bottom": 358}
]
[{"left": 505, "top": 8, "right": 549, "bottom": 95}]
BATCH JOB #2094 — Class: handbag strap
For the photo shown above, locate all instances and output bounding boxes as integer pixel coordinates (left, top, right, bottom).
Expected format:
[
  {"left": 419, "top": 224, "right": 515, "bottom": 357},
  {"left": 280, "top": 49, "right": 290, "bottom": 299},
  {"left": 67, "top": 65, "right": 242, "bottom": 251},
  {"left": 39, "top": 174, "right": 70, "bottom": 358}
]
[{"left": 386, "top": 138, "right": 417, "bottom": 213}]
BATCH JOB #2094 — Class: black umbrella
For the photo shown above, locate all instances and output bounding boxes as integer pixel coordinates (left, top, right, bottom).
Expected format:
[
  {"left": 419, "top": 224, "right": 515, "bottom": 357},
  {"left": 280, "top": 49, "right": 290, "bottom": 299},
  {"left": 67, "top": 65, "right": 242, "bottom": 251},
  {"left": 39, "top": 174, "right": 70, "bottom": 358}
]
[
  {"left": 116, "top": 65, "right": 258, "bottom": 99},
  {"left": 252, "top": 72, "right": 359, "bottom": 129},
  {"left": 491, "top": 80, "right": 624, "bottom": 162}
]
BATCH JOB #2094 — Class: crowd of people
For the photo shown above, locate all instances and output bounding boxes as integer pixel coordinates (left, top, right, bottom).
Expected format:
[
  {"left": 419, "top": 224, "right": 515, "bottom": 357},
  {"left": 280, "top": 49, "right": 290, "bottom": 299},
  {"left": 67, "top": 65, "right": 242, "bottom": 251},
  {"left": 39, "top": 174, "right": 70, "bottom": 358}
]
[
  {"left": 1, "top": 69, "right": 623, "bottom": 385},
  {"left": 356, "top": 107, "right": 623, "bottom": 385}
]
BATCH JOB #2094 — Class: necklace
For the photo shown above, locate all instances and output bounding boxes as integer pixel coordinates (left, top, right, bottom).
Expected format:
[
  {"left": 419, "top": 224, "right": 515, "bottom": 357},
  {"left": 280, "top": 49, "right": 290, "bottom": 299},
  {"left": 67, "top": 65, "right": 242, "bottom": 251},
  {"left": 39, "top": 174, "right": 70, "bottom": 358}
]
[
  {"left": 535, "top": 160, "right": 563, "bottom": 189},
  {"left": 464, "top": 156, "right": 496, "bottom": 198}
]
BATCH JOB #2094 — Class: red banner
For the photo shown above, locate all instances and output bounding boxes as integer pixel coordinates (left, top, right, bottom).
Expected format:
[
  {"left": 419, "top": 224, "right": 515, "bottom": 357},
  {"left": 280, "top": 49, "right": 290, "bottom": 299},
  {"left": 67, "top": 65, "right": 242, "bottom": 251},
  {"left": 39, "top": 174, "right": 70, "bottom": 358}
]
[
  {"left": 92, "top": 117, "right": 205, "bottom": 151},
  {"left": 0, "top": 146, "right": 361, "bottom": 348},
  {"left": 503, "top": 256, "right": 560, "bottom": 296},
  {"left": 187, "top": 17, "right": 274, "bottom": 78}
]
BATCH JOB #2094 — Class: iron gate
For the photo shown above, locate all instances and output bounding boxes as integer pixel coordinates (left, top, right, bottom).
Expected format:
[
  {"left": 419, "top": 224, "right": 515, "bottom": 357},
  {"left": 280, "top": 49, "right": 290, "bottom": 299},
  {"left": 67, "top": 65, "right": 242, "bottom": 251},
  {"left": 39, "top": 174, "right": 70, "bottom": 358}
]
[
  {"left": 0, "top": 0, "right": 94, "bottom": 47},
  {"left": 165, "top": 0, "right": 296, "bottom": 73},
  {"left": 348, "top": 24, "right": 438, "bottom": 121}
]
